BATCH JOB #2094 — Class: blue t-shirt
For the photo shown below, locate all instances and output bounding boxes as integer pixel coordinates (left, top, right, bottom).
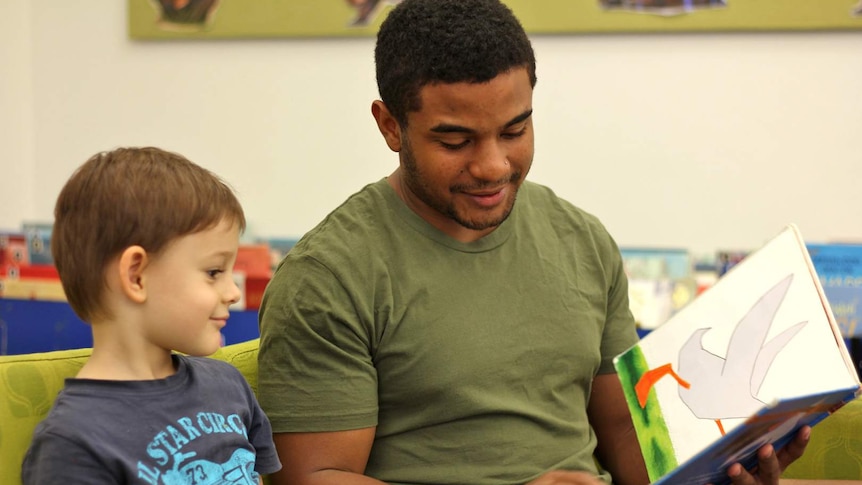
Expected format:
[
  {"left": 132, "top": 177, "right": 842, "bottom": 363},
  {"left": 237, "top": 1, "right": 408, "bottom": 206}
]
[{"left": 22, "top": 354, "right": 280, "bottom": 484}]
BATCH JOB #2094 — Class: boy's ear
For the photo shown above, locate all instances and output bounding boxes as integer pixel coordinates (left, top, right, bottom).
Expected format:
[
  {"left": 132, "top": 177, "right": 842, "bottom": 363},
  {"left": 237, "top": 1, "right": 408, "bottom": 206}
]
[
  {"left": 371, "top": 100, "right": 403, "bottom": 153},
  {"left": 117, "top": 245, "right": 149, "bottom": 303}
]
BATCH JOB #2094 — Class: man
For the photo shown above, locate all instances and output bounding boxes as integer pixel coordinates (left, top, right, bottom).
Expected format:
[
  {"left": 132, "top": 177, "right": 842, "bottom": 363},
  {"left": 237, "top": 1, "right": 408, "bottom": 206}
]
[{"left": 258, "top": 0, "right": 808, "bottom": 483}]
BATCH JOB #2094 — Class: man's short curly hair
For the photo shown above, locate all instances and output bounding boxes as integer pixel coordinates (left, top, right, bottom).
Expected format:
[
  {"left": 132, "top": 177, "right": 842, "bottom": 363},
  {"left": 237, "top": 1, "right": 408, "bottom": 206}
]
[{"left": 375, "top": 0, "right": 537, "bottom": 127}]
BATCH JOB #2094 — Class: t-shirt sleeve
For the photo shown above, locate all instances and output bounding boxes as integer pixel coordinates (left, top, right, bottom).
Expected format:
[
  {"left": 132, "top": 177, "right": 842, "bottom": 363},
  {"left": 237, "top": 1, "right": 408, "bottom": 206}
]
[
  {"left": 597, "top": 232, "right": 640, "bottom": 375},
  {"left": 22, "top": 432, "right": 118, "bottom": 484},
  {"left": 258, "top": 253, "right": 379, "bottom": 433},
  {"left": 240, "top": 377, "right": 282, "bottom": 475}
]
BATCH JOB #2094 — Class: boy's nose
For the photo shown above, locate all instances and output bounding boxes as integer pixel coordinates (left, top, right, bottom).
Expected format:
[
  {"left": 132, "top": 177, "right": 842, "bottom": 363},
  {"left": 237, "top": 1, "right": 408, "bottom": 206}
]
[{"left": 226, "top": 276, "right": 242, "bottom": 305}]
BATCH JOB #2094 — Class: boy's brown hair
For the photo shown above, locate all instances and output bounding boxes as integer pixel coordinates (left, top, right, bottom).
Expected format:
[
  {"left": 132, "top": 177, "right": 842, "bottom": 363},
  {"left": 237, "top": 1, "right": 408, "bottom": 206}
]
[{"left": 52, "top": 147, "right": 246, "bottom": 322}]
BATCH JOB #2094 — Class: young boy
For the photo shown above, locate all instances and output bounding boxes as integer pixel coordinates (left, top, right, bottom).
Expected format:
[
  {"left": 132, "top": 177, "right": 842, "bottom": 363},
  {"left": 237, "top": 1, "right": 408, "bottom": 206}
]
[{"left": 22, "top": 147, "right": 281, "bottom": 484}]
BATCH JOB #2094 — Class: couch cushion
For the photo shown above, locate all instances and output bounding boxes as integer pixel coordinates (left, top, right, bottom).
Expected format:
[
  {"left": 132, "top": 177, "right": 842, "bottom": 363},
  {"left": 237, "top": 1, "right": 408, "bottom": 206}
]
[
  {"left": 210, "top": 338, "right": 261, "bottom": 394},
  {"left": 0, "top": 348, "right": 91, "bottom": 484},
  {"left": 782, "top": 396, "right": 862, "bottom": 480}
]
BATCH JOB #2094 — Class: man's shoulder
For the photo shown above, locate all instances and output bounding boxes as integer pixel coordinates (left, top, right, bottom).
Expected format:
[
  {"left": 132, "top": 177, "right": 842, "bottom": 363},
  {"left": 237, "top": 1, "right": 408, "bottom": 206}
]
[
  {"left": 289, "top": 179, "right": 392, "bottom": 257},
  {"left": 519, "top": 180, "right": 608, "bottom": 233},
  {"left": 328, "top": 178, "right": 389, "bottom": 213}
]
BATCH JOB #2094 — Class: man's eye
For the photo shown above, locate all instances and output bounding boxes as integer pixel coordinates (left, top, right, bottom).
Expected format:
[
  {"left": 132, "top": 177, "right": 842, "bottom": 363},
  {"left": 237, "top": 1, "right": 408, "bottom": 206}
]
[
  {"left": 440, "top": 140, "right": 470, "bottom": 150},
  {"left": 502, "top": 127, "right": 527, "bottom": 139}
]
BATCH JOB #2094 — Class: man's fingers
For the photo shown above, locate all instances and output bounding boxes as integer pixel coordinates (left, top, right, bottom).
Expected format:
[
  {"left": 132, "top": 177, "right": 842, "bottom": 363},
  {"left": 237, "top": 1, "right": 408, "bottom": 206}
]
[
  {"left": 725, "top": 425, "right": 812, "bottom": 485},
  {"left": 727, "top": 462, "right": 756, "bottom": 485},
  {"left": 727, "top": 442, "right": 785, "bottom": 485},
  {"left": 777, "top": 426, "right": 811, "bottom": 470},
  {"left": 755, "top": 444, "right": 782, "bottom": 484}
]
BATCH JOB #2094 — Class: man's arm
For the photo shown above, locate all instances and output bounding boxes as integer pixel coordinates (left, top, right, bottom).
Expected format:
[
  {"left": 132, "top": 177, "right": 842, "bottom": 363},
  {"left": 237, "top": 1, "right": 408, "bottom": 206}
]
[
  {"left": 587, "top": 373, "right": 811, "bottom": 485},
  {"left": 267, "top": 427, "right": 385, "bottom": 485},
  {"left": 587, "top": 373, "right": 650, "bottom": 485}
]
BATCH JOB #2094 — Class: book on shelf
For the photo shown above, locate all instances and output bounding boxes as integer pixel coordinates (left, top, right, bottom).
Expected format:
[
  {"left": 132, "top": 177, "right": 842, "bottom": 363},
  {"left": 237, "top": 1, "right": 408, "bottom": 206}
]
[
  {"left": 0, "top": 277, "right": 66, "bottom": 302},
  {"left": 0, "top": 232, "right": 28, "bottom": 274},
  {"left": 231, "top": 243, "right": 275, "bottom": 311},
  {"left": 619, "top": 247, "right": 697, "bottom": 330},
  {"left": 716, "top": 250, "right": 749, "bottom": 277},
  {"left": 806, "top": 242, "right": 862, "bottom": 338},
  {"left": 614, "top": 224, "right": 861, "bottom": 485},
  {"left": 22, "top": 222, "right": 54, "bottom": 265}
]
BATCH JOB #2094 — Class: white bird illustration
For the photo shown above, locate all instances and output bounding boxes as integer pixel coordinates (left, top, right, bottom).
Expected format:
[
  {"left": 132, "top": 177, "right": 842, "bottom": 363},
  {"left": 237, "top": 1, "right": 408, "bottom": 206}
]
[{"left": 636, "top": 274, "right": 808, "bottom": 435}]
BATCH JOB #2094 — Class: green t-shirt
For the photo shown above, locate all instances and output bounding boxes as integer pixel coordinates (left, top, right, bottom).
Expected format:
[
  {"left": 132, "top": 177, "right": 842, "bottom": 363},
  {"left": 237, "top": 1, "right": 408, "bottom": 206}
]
[{"left": 258, "top": 178, "right": 638, "bottom": 485}]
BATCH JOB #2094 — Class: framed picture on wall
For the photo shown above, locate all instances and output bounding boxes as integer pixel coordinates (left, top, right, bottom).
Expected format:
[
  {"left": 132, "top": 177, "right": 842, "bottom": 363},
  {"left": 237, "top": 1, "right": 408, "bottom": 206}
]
[{"left": 128, "top": 0, "right": 862, "bottom": 39}]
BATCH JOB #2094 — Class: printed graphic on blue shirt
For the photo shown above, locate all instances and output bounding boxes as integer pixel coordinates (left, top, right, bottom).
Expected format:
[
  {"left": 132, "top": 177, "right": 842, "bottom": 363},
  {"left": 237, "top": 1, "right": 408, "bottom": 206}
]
[{"left": 136, "top": 411, "right": 259, "bottom": 484}]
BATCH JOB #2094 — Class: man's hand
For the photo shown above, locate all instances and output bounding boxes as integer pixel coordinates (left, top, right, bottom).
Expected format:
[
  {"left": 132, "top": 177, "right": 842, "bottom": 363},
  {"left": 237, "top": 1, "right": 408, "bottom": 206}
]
[
  {"left": 525, "top": 470, "right": 607, "bottom": 485},
  {"left": 722, "top": 426, "right": 811, "bottom": 485}
]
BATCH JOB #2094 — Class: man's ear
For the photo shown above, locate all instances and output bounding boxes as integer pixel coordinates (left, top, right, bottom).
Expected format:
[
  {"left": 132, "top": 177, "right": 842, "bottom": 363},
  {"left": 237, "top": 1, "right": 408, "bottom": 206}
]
[
  {"left": 117, "top": 245, "right": 149, "bottom": 303},
  {"left": 371, "top": 100, "right": 403, "bottom": 153}
]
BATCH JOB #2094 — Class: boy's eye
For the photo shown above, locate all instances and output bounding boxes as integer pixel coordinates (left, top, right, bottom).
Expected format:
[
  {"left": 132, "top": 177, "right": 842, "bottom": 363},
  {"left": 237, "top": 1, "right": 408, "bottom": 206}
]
[{"left": 207, "top": 269, "right": 224, "bottom": 278}]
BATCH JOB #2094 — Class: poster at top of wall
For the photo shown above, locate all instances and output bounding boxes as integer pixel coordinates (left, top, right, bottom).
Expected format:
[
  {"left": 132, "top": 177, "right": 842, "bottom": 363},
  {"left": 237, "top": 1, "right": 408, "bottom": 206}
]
[
  {"left": 128, "top": 0, "right": 862, "bottom": 39},
  {"left": 598, "top": 0, "right": 727, "bottom": 17}
]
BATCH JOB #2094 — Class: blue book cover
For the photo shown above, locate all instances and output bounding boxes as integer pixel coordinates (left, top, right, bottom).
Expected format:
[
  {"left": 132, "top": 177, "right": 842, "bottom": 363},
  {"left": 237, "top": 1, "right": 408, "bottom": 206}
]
[
  {"left": 807, "top": 243, "right": 862, "bottom": 338},
  {"left": 652, "top": 388, "right": 859, "bottom": 485}
]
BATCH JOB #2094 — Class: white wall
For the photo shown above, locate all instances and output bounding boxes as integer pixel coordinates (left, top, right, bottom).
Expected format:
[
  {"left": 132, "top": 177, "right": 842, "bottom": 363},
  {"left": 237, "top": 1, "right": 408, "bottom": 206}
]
[
  {"left": 2, "top": 1, "right": 861, "bottom": 257},
  {"left": 0, "top": 0, "right": 34, "bottom": 229}
]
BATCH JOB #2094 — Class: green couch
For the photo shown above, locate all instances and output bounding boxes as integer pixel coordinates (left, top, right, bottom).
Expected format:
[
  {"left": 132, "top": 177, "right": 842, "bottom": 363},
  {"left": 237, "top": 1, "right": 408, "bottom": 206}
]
[{"left": 1, "top": 339, "right": 861, "bottom": 484}]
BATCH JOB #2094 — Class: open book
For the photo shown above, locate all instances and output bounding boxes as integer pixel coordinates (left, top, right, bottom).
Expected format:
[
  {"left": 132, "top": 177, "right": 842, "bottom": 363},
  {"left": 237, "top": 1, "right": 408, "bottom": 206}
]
[{"left": 614, "top": 224, "right": 861, "bottom": 485}]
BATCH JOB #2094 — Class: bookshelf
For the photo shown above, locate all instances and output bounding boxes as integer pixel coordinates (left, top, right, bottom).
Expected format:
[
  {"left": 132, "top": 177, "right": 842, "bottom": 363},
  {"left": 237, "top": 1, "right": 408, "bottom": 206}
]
[{"left": 0, "top": 298, "right": 260, "bottom": 355}]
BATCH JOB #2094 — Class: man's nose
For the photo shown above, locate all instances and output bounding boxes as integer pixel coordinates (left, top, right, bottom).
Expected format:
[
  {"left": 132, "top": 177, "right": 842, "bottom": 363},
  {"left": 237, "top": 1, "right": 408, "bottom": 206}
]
[{"left": 466, "top": 140, "right": 509, "bottom": 182}]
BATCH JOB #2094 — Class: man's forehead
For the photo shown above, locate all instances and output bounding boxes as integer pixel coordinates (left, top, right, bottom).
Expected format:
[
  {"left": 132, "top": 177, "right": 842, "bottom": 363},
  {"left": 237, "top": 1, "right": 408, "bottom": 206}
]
[{"left": 410, "top": 72, "right": 533, "bottom": 129}]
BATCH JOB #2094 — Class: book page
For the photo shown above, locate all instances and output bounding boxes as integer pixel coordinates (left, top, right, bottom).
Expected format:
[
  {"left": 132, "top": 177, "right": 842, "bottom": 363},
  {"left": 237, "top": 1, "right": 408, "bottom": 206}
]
[{"left": 615, "top": 225, "right": 861, "bottom": 476}]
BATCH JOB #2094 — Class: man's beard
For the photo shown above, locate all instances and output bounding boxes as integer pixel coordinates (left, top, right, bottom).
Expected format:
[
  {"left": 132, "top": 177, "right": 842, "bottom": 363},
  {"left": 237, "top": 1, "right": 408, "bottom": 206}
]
[{"left": 401, "top": 139, "right": 520, "bottom": 231}]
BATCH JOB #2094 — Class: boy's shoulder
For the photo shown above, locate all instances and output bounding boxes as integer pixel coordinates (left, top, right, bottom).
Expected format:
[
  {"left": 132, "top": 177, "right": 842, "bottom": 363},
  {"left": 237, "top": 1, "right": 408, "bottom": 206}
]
[
  {"left": 179, "top": 354, "right": 257, "bottom": 396},
  {"left": 179, "top": 354, "right": 247, "bottom": 381}
]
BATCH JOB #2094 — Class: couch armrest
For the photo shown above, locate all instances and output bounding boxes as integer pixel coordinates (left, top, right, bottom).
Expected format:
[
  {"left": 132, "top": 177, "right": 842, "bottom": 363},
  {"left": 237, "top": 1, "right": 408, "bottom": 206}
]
[
  {"left": 0, "top": 348, "right": 91, "bottom": 484},
  {"left": 782, "top": 397, "right": 862, "bottom": 480}
]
